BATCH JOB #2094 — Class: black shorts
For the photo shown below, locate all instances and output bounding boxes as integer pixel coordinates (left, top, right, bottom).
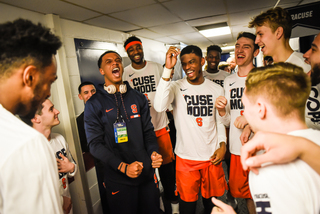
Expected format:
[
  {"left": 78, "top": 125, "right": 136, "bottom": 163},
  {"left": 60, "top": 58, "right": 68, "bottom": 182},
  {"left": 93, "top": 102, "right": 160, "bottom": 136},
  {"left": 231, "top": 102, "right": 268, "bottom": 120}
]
[{"left": 105, "top": 177, "right": 160, "bottom": 214}]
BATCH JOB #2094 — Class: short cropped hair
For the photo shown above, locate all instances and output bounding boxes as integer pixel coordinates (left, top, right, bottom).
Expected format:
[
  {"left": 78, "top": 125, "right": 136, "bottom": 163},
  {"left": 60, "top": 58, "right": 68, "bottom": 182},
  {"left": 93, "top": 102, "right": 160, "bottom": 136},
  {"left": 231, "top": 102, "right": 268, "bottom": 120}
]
[
  {"left": 0, "top": 19, "right": 62, "bottom": 79},
  {"left": 78, "top": 81, "right": 95, "bottom": 94},
  {"left": 207, "top": 45, "right": 222, "bottom": 55},
  {"left": 97, "top": 50, "right": 122, "bottom": 68},
  {"left": 180, "top": 45, "right": 203, "bottom": 58},
  {"left": 124, "top": 36, "right": 142, "bottom": 49},
  {"left": 245, "top": 62, "right": 311, "bottom": 120},
  {"left": 248, "top": 7, "right": 292, "bottom": 40},
  {"left": 237, "top": 32, "right": 259, "bottom": 51},
  {"left": 35, "top": 103, "right": 45, "bottom": 116}
]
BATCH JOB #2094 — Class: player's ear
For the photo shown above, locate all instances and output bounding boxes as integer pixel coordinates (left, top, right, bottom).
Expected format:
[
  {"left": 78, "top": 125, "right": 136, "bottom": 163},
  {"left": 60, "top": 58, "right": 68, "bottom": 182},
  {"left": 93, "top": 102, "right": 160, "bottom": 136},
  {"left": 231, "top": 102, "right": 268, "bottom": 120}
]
[
  {"left": 23, "top": 65, "right": 38, "bottom": 88},
  {"left": 257, "top": 100, "right": 267, "bottom": 119},
  {"left": 253, "top": 48, "right": 259, "bottom": 57},
  {"left": 99, "top": 68, "right": 105, "bottom": 75},
  {"left": 78, "top": 94, "right": 84, "bottom": 101},
  {"left": 201, "top": 57, "right": 205, "bottom": 66},
  {"left": 31, "top": 115, "right": 41, "bottom": 124},
  {"left": 275, "top": 26, "right": 284, "bottom": 40}
]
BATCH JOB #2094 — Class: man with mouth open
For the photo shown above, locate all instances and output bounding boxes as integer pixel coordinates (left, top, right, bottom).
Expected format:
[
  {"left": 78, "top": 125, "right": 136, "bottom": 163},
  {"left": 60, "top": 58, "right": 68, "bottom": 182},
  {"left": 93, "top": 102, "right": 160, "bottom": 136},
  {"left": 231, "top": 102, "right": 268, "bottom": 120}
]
[
  {"left": 215, "top": 32, "right": 259, "bottom": 214},
  {"left": 122, "top": 36, "right": 178, "bottom": 213},
  {"left": 84, "top": 50, "right": 163, "bottom": 214},
  {"left": 154, "top": 45, "right": 228, "bottom": 214},
  {"left": 203, "top": 45, "right": 230, "bottom": 88},
  {"left": 249, "top": 7, "right": 310, "bottom": 73}
]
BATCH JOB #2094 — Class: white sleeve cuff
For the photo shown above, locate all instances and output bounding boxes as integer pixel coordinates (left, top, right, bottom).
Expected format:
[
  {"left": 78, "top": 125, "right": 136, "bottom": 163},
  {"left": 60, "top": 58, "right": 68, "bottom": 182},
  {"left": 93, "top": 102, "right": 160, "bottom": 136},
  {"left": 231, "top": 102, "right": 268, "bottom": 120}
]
[{"left": 162, "top": 67, "right": 172, "bottom": 79}]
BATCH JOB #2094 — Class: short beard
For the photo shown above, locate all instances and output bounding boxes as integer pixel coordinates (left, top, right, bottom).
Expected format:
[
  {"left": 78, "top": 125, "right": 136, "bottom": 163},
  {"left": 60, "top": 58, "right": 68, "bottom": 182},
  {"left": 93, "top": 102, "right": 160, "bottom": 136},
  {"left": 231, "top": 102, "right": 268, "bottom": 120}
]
[
  {"left": 20, "top": 102, "right": 38, "bottom": 126},
  {"left": 20, "top": 78, "right": 46, "bottom": 123},
  {"left": 311, "top": 63, "right": 320, "bottom": 86},
  {"left": 133, "top": 58, "right": 144, "bottom": 65}
]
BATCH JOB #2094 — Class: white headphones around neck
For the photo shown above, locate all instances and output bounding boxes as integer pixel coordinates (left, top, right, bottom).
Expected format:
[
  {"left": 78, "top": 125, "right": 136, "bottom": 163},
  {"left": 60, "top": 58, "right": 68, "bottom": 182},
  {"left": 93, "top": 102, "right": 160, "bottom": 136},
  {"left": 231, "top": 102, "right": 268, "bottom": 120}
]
[{"left": 104, "top": 84, "right": 127, "bottom": 94}]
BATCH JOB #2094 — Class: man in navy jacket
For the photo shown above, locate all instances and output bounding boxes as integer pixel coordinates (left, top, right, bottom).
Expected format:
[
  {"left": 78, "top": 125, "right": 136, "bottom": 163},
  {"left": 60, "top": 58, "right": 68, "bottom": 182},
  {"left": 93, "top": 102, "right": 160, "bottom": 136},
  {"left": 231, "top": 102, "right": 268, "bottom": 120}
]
[{"left": 84, "top": 50, "right": 163, "bottom": 214}]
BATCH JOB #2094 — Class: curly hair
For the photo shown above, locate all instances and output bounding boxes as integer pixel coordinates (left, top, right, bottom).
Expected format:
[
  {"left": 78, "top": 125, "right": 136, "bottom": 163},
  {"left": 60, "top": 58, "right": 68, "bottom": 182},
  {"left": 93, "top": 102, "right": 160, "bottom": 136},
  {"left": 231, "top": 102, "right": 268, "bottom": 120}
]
[
  {"left": 0, "top": 19, "right": 62, "bottom": 78},
  {"left": 248, "top": 7, "right": 292, "bottom": 40}
]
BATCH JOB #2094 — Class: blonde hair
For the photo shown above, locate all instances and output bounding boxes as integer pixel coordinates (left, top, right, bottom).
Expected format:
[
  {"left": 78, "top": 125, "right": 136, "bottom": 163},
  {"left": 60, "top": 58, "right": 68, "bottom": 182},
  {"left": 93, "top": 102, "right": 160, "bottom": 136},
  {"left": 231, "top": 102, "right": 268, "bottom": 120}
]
[{"left": 245, "top": 62, "right": 310, "bottom": 120}]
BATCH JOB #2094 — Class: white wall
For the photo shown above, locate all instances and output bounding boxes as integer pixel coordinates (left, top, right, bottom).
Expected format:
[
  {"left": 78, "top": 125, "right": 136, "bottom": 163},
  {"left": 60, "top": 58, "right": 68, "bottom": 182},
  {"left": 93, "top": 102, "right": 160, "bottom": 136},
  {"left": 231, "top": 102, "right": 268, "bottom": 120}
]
[{"left": 0, "top": 3, "right": 168, "bottom": 214}]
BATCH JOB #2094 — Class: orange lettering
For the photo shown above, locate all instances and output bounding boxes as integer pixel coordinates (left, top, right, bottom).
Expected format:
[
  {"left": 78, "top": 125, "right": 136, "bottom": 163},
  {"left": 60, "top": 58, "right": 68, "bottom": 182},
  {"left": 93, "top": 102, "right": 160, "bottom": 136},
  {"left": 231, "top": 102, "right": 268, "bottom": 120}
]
[{"left": 196, "top": 118, "right": 203, "bottom": 127}]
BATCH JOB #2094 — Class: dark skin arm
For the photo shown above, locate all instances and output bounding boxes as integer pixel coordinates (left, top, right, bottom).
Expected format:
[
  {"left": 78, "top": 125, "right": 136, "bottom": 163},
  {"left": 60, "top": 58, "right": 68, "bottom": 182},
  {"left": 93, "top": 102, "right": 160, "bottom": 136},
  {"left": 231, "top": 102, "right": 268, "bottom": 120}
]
[{"left": 210, "top": 142, "right": 226, "bottom": 165}]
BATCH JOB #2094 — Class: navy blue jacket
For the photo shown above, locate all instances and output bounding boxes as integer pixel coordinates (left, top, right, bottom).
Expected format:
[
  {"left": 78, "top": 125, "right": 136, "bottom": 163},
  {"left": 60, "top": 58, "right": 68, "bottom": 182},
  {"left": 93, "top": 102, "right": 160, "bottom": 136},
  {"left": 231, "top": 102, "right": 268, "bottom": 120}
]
[{"left": 84, "top": 81, "right": 158, "bottom": 185}]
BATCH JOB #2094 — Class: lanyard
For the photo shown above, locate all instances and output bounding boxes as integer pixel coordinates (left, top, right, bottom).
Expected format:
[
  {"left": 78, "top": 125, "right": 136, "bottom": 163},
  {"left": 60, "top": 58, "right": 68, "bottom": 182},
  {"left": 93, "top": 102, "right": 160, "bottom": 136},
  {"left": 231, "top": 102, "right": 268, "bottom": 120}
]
[{"left": 114, "top": 93, "right": 129, "bottom": 123}]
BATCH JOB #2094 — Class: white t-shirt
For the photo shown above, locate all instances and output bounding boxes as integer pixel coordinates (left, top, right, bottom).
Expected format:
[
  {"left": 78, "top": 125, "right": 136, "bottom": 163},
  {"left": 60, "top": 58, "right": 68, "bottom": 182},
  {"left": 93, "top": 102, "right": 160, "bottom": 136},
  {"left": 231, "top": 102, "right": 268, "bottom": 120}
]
[
  {"left": 285, "top": 52, "right": 311, "bottom": 73},
  {"left": 203, "top": 69, "right": 230, "bottom": 88},
  {"left": 0, "top": 104, "right": 63, "bottom": 213},
  {"left": 305, "top": 83, "right": 320, "bottom": 130},
  {"left": 249, "top": 129, "right": 320, "bottom": 214},
  {"left": 123, "top": 61, "right": 169, "bottom": 131},
  {"left": 154, "top": 77, "right": 226, "bottom": 161},
  {"left": 219, "top": 72, "right": 246, "bottom": 155},
  {"left": 50, "top": 133, "right": 77, "bottom": 199},
  {"left": 284, "top": 52, "right": 319, "bottom": 129}
]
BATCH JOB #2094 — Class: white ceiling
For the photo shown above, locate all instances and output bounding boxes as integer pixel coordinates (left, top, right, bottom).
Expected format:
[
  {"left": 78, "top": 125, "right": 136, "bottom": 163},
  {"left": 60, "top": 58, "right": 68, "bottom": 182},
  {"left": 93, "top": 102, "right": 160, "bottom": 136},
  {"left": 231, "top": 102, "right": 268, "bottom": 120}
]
[{"left": 0, "top": 0, "right": 318, "bottom": 50}]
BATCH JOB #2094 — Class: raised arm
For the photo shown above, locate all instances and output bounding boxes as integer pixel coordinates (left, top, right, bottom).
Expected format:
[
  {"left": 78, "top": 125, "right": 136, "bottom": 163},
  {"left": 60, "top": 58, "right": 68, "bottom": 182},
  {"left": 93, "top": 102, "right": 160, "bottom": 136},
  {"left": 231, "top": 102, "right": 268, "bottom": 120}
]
[{"left": 154, "top": 47, "right": 180, "bottom": 112}]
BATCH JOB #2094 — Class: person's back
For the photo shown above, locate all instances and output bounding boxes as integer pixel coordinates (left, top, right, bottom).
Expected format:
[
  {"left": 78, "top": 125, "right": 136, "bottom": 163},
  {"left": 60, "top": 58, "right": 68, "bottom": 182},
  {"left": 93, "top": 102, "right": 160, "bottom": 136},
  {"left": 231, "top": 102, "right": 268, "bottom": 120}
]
[
  {"left": 0, "top": 105, "right": 62, "bottom": 213},
  {"left": 249, "top": 129, "right": 320, "bottom": 213},
  {"left": 242, "top": 63, "right": 320, "bottom": 213}
]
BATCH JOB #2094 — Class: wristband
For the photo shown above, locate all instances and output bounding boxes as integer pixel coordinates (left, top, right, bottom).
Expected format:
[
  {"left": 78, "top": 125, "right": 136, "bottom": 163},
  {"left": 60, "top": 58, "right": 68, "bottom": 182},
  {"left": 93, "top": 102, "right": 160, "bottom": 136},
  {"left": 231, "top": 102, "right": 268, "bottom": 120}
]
[
  {"left": 124, "top": 164, "right": 128, "bottom": 175},
  {"left": 118, "top": 162, "right": 123, "bottom": 171},
  {"left": 162, "top": 67, "right": 172, "bottom": 79}
]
